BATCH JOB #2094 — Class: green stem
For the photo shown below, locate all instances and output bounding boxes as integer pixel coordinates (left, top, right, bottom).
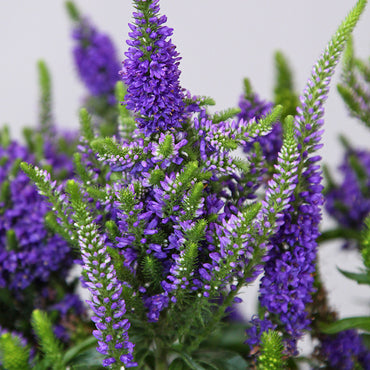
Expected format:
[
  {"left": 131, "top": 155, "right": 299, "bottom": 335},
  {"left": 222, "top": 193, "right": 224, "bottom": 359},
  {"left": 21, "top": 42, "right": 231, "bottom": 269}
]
[
  {"left": 155, "top": 340, "right": 168, "bottom": 370},
  {"left": 187, "top": 288, "right": 239, "bottom": 353}
]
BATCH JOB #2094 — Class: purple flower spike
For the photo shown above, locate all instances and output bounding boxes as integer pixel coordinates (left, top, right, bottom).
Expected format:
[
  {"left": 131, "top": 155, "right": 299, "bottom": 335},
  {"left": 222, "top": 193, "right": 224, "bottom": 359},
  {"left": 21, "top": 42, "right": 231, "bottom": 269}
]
[
  {"left": 326, "top": 148, "right": 370, "bottom": 247},
  {"left": 72, "top": 18, "right": 121, "bottom": 104},
  {"left": 67, "top": 180, "right": 137, "bottom": 368},
  {"left": 249, "top": 0, "right": 366, "bottom": 352},
  {"left": 121, "top": 0, "right": 185, "bottom": 135}
]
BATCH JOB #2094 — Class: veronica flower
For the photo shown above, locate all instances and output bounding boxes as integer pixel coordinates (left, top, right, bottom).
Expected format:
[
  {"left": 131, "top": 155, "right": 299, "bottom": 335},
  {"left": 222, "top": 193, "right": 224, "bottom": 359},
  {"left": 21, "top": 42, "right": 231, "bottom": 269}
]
[
  {"left": 63, "top": 179, "right": 136, "bottom": 368},
  {"left": 248, "top": 0, "right": 367, "bottom": 354},
  {"left": 0, "top": 141, "right": 73, "bottom": 292},
  {"left": 318, "top": 330, "right": 370, "bottom": 370},
  {"left": 72, "top": 18, "right": 121, "bottom": 104},
  {"left": 121, "top": 0, "right": 185, "bottom": 134},
  {"left": 326, "top": 148, "right": 370, "bottom": 241}
]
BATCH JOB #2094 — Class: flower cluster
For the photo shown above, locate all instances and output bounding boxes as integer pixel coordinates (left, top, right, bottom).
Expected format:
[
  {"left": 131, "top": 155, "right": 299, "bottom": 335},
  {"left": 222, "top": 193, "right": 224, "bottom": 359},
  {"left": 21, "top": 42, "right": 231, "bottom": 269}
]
[
  {"left": 247, "top": 0, "right": 366, "bottom": 353},
  {"left": 121, "top": 0, "right": 185, "bottom": 134},
  {"left": 318, "top": 330, "right": 370, "bottom": 370},
  {"left": 326, "top": 148, "right": 370, "bottom": 235},
  {"left": 0, "top": 141, "right": 73, "bottom": 292},
  {"left": 72, "top": 17, "right": 121, "bottom": 104}
]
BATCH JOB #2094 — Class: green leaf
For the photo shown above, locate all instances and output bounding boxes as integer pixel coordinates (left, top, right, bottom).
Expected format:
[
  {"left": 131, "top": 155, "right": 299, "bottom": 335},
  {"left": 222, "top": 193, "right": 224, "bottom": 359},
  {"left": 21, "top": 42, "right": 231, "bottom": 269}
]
[
  {"left": 67, "top": 347, "right": 104, "bottom": 369},
  {"left": 338, "top": 267, "right": 370, "bottom": 285},
  {"left": 193, "top": 349, "right": 249, "bottom": 370},
  {"left": 184, "top": 96, "right": 216, "bottom": 108},
  {"left": 38, "top": 60, "right": 52, "bottom": 133},
  {"left": 360, "top": 333, "right": 370, "bottom": 348},
  {"left": 258, "top": 330, "right": 285, "bottom": 370},
  {"left": 179, "top": 352, "right": 208, "bottom": 370},
  {"left": 90, "top": 137, "right": 131, "bottom": 158},
  {"left": 31, "top": 309, "right": 64, "bottom": 370},
  {"left": 201, "top": 322, "right": 250, "bottom": 356},
  {"left": 319, "top": 316, "right": 370, "bottom": 334},
  {"left": 169, "top": 357, "right": 191, "bottom": 370},
  {"left": 79, "top": 108, "right": 95, "bottom": 143},
  {"left": 0, "top": 180, "right": 11, "bottom": 208},
  {"left": 212, "top": 108, "right": 241, "bottom": 124},
  {"left": 65, "top": 1, "right": 81, "bottom": 22},
  {"left": 115, "top": 81, "right": 136, "bottom": 139},
  {"left": 6, "top": 229, "right": 18, "bottom": 251},
  {"left": 242, "top": 77, "right": 253, "bottom": 98},
  {"left": 0, "top": 125, "right": 11, "bottom": 148},
  {"left": 361, "top": 214, "right": 370, "bottom": 269},
  {"left": 63, "top": 336, "right": 97, "bottom": 365},
  {"left": 317, "top": 227, "right": 360, "bottom": 243},
  {"left": 0, "top": 333, "right": 30, "bottom": 370},
  {"left": 158, "top": 133, "right": 174, "bottom": 158},
  {"left": 274, "top": 51, "right": 295, "bottom": 93},
  {"left": 273, "top": 51, "right": 300, "bottom": 119}
]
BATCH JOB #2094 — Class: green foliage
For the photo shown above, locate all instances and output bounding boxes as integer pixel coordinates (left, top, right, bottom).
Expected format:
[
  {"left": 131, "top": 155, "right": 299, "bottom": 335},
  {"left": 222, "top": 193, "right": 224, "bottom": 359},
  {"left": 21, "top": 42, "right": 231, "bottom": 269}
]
[
  {"left": 212, "top": 107, "right": 241, "bottom": 124},
  {"left": 242, "top": 202, "right": 262, "bottom": 225},
  {"left": 184, "top": 96, "right": 216, "bottom": 108},
  {"left": 257, "top": 330, "right": 285, "bottom": 370},
  {"left": 21, "top": 127, "right": 47, "bottom": 162},
  {"left": 31, "top": 309, "right": 64, "bottom": 370},
  {"left": 38, "top": 61, "right": 52, "bottom": 132},
  {"left": 105, "top": 219, "right": 120, "bottom": 240},
  {"left": 242, "top": 77, "right": 253, "bottom": 98},
  {"left": 91, "top": 136, "right": 132, "bottom": 158},
  {"left": 0, "top": 330, "right": 102, "bottom": 370},
  {"left": 119, "top": 186, "right": 139, "bottom": 213},
  {"left": 80, "top": 108, "right": 95, "bottom": 143},
  {"left": 274, "top": 52, "right": 294, "bottom": 92},
  {"left": 0, "top": 126, "right": 10, "bottom": 148},
  {"left": 181, "top": 182, "right": 205, "bottom": 220},
  {"left": 115, "top": 81, "right": 136, "bottom": 140},
  {"left": 0, "top": 180, "right": 10, "bottom": 209},
  {"left": 5, "top": 229, "right": 18, "bottom": 251},
  {"left": 142, "top": 255, "right": 163, "bottom": 289},
  {"left": 62, "top": 336, "right": 100, "bottom": 366},
  {"left": 158, "top": 134, "right": 175, "bottom": 158},
  {"left": 149, "top": 168, "right": 166, "bottom": 186},
  {"left": 338, "top": 267, "right": 370, "bottom": 284},
  {"left": 0, "top": 333, "right": 30, "bottom": 370},
  {"left": 244, "top": 105, "right": 283, "bottom": 140},
  {"left": 319, "top": 316, "right": 370, "bottom": 334},
  {"left": 362, "top": 214, "right": 370, "bottom": 269},
  {"left": 22, "top": 127, "right": 35, "bottom": 153},
  {"left": 73, "top": 152, "right": 92, "bottom": 184},
  {"left": 193, "top": 349, "right": 249, "bottom": 369},
  {"left": 273, "top": 51, "right": 300, "bottom": 119},
  {"left": 65, "top": 1, "right": 81, "bottom": 22},
  {"left": 337, "top": 36, "right": 370, "bottom": 126},
  {"left": 294, "top": 0, "right": 367, "bottom": 200},
  {"left": 262, "top": 115, "right": 298, "bottom": 229},
  {"left": 185, "top": 220, "right": 207, "bottom": 244}
]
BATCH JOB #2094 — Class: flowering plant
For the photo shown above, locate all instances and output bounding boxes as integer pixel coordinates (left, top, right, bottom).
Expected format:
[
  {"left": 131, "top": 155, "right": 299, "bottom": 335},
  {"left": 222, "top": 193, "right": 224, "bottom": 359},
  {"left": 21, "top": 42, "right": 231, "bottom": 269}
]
[{"left": 0, "top": 0, "right": 370, "bottom": 369}]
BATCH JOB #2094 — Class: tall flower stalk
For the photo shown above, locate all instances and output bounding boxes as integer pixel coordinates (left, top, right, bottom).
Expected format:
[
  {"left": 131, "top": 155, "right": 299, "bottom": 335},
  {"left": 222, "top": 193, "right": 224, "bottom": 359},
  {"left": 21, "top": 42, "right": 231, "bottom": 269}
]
[
  {"left": 249, "top": 0, "right": 367, "bottom": 355},
  {"left": 121, "top": 0, "right": 186, "bottom": 134}
]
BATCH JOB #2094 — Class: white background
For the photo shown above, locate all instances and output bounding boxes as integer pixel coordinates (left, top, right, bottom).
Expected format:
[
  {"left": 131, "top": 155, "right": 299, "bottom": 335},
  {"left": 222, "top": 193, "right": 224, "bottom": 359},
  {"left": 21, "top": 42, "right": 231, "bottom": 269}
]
[{"left": 1, "top": 0, "right": 370, "bottom": 354}]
